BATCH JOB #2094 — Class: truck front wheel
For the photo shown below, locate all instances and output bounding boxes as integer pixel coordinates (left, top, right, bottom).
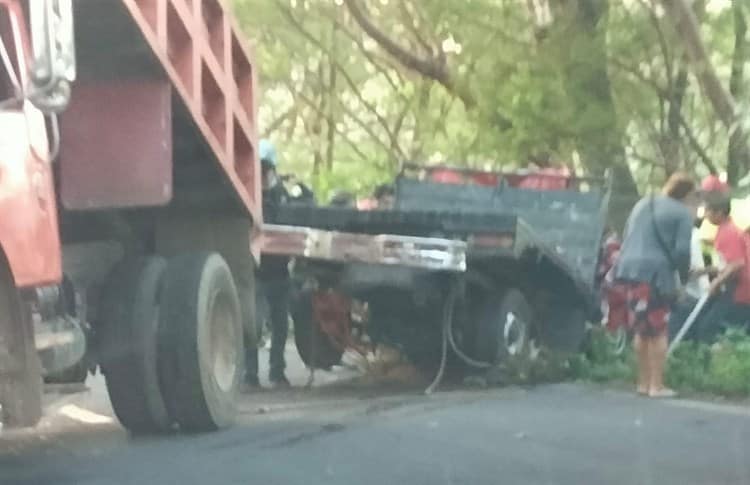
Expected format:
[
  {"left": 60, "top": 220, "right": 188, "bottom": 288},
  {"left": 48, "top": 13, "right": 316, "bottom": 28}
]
[
  {"left": 0, "top": 259, "right": 42, "bottom": 428},
  {"left": 159, "top": 253, "right": 243, "bottom": 432},
  {"left": 474, "top": 288, "right": 535, "bottom": 364},
  {"left": 539, "top": 303, "right": 588, "bottom": 354},
  {"left": 99, "top": 257, "right": 172, "bottom": 433}
]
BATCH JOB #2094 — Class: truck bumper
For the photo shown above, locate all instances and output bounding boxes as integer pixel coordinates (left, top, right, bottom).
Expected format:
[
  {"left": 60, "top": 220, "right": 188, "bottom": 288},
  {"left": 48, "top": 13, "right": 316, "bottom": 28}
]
[{"left": 262, "top": 224, "right": 467, "bottom": 272}]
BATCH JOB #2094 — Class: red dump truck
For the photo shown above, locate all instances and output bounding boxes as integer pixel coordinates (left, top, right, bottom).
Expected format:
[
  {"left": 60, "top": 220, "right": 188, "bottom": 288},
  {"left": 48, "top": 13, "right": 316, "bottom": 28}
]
[{"left": 0, "top": 0, "right": 261, "bottom": 432}]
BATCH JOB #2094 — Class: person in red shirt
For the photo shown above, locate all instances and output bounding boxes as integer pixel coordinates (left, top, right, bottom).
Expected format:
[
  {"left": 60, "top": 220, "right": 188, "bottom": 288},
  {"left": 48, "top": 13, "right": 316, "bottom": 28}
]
[
  {"left": 701, "top": 174, "right": 730, "bottom": 194},
  {"left": 693, "top": 193, "right": 750, "bottom": 338}
]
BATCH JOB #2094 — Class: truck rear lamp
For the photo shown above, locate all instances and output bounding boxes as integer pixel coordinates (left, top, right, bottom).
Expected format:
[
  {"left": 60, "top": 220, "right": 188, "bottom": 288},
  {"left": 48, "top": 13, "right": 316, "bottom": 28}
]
[{"left": 468, "top": 233, "right": 514, "bottom": 249}]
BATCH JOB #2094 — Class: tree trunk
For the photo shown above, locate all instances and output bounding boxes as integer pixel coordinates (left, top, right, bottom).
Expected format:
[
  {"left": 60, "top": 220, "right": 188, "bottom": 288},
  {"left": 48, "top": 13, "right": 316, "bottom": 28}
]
[
  {"left": 551, "top": 0, "right": 639, "bottom": 230},
  {"left": 326, "top": 21, "right": 339, "bottom": 171},
  {"left": 662, "top": 60, "right": 689, "bottom": 175},
  {"left": 661, "top": 0, "right": 750, "bottom": 184},
  {"left": 728, "top": 3, "right": 748, "bottom": 185}
]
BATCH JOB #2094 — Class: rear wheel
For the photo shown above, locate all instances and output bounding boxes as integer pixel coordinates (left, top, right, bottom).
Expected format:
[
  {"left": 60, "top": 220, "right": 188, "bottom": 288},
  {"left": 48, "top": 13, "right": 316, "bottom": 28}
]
[
  {"left": 291, "top": 289, "right": 346, "bottom": 369},
  {"left": 99, "top": 257, "right": 172, "bottom": 434},
  {"left": 159, "top": 253, "right": 242, "bottom": 432},
  {"left": 0, "top": 260, "right": 42, "bottom": 428},
  {"left": 44, "top": 360, "right": 88, "bottom": 384},
  {"left": 474, "top": 288, "right": 535, "bottom": 364},
  {"left": 539, "top": 304, "right": 588, "bottom": 354}
]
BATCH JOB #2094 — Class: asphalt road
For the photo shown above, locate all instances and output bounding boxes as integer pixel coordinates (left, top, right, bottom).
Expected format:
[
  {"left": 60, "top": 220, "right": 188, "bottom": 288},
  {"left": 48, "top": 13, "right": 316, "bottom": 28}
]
[{"left": 2, "top": 353, "right": 750, "bottom": 485}]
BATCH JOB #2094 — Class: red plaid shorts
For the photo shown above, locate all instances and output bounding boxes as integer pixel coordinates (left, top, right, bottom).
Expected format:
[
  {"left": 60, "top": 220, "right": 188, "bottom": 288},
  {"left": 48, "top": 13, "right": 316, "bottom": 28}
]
[{"left": 621, "top": 282, "right": 671, "bottom": 337}]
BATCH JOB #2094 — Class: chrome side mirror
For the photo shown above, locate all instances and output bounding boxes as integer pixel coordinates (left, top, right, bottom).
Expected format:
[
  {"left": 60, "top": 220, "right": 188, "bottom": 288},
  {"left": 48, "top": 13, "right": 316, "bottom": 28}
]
[{"left": 29, "top": 0, "right": 76, "bottom": 113}]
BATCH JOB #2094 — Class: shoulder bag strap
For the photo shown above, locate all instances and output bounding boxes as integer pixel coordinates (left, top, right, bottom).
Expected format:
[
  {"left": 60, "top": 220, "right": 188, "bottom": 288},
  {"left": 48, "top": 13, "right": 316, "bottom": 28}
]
[{"left": 649, "top": 196, "right": 678, "bottom": 271}]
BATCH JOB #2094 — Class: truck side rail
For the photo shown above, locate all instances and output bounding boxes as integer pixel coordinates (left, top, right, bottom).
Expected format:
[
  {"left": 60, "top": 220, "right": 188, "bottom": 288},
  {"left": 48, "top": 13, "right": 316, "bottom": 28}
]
[
  {"left": 399, "top": 163, "right": 610, "bottom": 192},
  {"left": 262, "top": 224, "right": 467, "bottom": 273}
]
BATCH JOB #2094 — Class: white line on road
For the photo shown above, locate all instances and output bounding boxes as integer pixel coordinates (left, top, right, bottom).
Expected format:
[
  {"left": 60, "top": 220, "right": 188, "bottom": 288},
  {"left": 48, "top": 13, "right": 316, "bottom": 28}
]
[{"left": 58, "top": 404, "right": 114, "bottom": 425}]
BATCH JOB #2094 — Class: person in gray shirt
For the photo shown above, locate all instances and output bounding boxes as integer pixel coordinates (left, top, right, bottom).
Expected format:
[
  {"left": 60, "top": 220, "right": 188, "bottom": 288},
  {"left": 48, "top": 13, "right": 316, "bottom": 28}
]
[{"left": 615, "top": 173, "right": 696, "bottom": 398}]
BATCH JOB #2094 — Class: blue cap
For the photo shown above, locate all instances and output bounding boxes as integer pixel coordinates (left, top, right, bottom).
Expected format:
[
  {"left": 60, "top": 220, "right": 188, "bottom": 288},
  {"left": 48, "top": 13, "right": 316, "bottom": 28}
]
[{"left": 259, "top": 139, "right": 277, "bottom": 167}]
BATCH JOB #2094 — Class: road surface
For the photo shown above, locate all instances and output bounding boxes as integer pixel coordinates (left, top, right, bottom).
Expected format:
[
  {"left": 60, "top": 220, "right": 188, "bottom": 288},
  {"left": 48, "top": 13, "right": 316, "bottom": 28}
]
[{"left": 2, "top": 348, "right": 749, "bottom": 485}]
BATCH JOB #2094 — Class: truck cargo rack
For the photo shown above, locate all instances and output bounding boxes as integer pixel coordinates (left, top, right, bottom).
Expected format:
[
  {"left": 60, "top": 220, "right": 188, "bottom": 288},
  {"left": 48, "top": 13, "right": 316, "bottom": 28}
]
[{"left": 73, "top": 0, "right": 261, "bottom": 221}]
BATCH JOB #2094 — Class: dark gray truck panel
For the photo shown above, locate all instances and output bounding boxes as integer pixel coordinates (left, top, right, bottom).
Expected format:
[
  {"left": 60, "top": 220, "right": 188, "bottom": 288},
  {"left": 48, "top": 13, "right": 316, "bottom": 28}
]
[{"left": 394, "top": 178, "right": 609, "bottom": 292}]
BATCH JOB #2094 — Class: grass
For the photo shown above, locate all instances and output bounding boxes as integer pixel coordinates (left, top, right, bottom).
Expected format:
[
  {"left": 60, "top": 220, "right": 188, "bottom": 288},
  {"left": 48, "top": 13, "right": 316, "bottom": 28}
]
[{"left": 569, "top": 326, "right": 750, "bottom": 399}]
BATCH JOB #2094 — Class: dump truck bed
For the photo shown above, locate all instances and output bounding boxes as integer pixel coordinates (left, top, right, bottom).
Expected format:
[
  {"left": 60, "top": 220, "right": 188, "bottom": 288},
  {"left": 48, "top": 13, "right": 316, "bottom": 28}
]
[{"left": 67, "top": 0, "right": 260, "bottom": 220}]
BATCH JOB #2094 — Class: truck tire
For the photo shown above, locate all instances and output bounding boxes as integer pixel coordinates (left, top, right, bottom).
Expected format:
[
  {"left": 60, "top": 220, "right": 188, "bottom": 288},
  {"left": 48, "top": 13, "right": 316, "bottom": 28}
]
[
  {"left": 45, "top": 360, "right": 88, "bottom": 384},
  {"left": 159, "top": 253, "right": 242, "bottom": 432},
  {"left": 474, "top": 288, "right": 534, "bottom": 364},
  {"left": 540, "top": 304, "right": 588, "bottom": 354},
  {"left": 0, "top": 260, "right": 43, "bottom": 428},
  {"left": 99, "top": 257, "right": 172, "bottom": 433},
  {"left": 291, "top": 289, "right": 345, "bottom": 369}
]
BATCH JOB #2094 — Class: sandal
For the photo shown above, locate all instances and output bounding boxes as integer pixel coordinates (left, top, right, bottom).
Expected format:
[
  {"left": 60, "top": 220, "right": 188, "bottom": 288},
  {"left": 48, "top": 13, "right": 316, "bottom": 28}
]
[{"left": 648, "top": 388, "right": 677, "bottom": 399}]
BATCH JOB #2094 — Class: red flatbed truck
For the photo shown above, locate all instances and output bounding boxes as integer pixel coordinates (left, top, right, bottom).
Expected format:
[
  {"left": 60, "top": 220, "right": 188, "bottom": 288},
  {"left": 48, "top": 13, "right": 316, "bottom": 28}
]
[{"left": 0, "top": 0, "right": 262, "bottom": 433}]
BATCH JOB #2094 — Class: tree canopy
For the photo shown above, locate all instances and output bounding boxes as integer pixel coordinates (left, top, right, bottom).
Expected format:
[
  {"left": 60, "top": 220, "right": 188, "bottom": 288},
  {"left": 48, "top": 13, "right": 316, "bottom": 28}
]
[{"left": 234, "top": 0, "right": 749, "bottom": 213}]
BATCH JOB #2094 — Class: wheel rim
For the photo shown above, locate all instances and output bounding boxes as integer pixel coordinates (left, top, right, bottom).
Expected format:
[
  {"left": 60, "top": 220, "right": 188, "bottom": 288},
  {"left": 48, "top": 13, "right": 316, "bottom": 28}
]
[
  {"left": 503, "top": 312, "right": 527, "bottom": 356},
  {"left": 207, "top": 290, "right": 237, "bottom": 393}
]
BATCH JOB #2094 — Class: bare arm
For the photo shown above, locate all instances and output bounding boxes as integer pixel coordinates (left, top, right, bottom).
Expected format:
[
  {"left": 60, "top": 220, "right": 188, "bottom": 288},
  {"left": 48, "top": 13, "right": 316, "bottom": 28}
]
[{"left": 710, "top": 261, "right": 744, "bottom": 295}]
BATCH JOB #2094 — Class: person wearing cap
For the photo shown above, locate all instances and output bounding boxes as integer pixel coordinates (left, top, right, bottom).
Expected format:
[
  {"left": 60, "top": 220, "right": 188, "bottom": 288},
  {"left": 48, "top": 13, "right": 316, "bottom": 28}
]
[
  {"left": 701, "top": 174, "right": 730, "bottom": 194},
  {"left": 698, "top": 174, "right": 750, "bottom": 256},
  {"left": 245, "top": 139, "right": 292, "bottom": 388},
  {"left": 690, "top": 192, "right": 750, "bottom": 339}
]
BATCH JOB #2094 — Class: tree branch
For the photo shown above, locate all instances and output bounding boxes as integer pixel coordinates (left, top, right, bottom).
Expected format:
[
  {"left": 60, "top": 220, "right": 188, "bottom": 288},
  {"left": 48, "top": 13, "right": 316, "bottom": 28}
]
[
  {"left": 659, "top": 0, "right": 742, "bottom": 132},
  {"left": 262, "top": 106, "right": 296, "bottom": 138},
  {"left": 342, "top": 0, "right": 476, "bottom": 109},
  {"left": 611, "top": 57, "right": 717, "bottom": 174},
  {"left": 728, "top": 1, "right": 748, "bottom": 183},
  {"left": 398, "top": 0, "right": 434, "bottom": 56},
  {"left": 274, "top": 2, "right": 406, "bottom": 159},
  {"left": 680, "top": 116, "right": 719, "bottom": 174},
  {"left": 642, "top": 0, "right": 674, "bottom": 84},
  {"left": 321, "top": 9, "right": 407, "bottom": 94},
  {"left": 289, "top": 86, "right": 371, "bottom": 164}
]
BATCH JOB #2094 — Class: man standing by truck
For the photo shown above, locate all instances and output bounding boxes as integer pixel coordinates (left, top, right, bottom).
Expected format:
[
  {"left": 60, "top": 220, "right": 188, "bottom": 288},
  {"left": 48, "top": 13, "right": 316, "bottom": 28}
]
[{"left": 245, "top": 139, "right": 292, "bottom": 388}]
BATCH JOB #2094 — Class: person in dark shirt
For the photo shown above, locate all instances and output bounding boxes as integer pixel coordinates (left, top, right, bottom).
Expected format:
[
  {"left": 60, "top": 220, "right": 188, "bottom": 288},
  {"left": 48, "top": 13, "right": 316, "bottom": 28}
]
[
  {"left": 245, "top": 139, "right": 292, "bottom": 388},
  {"left": 329, "top": 190, "right": 356, "bottom": 207},
  {"left": 373, "top": 184, "right": 395, "bottom": 209}
]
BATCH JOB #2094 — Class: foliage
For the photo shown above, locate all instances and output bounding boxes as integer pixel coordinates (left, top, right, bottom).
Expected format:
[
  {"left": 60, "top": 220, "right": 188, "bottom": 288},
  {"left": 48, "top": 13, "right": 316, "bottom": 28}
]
[
  {"left": 232, "top": 0, "right": 750, "bottom": 202},
  {"left": 664, "top": 330, "right": 750, "bottom": 397},
  {"left": 569, "top": 327, "right": 636, "bottom": 383},
  {"left": 665, "top": 340, "right": 712, "bottom": 392},
  {"left": 569, "top": 327, "right": 750, "bottom": 398},
  {"left": 702, "top": 328, "right": 750, "bottom": 396}
]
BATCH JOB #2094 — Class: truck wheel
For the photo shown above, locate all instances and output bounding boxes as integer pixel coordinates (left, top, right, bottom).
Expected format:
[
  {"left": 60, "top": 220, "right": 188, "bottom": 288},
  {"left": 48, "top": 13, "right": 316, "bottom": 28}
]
[
  {"left": 291, "top": 289, "right": 345, "bottom": 369},
  {"left": 474, "top": 288, "right": 534, "bottom": 363},
  {"left": 0, "top": 261, "right": 42, "bottom": 428},
  {"left": 45, "top": 360, "right": 88, "bottom": 384},
  {"left": 540, "top": 304, "right": 588, "bottom": 354},
  {"left": 99, "top": 257, "right": 172, "bottom": 433},
  {"left": 159, "top": 253, "right": 242, "bottom": 432}
]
